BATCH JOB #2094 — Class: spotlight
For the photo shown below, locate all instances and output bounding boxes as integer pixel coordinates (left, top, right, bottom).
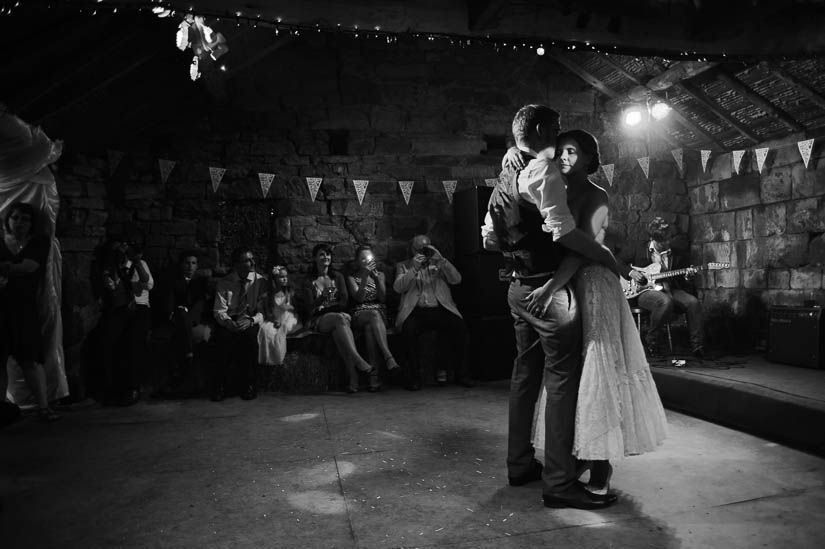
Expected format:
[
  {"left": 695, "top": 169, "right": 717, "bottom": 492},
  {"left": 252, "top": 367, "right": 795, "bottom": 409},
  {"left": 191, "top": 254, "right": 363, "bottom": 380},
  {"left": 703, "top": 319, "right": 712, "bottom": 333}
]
[
  {"left": 536, "top": 46, "right": 545, "bottom": 56},
  {"left": 623, "top": 106, "right": 644, "bottom": 127},
  {"left": 651, "top": 101, "right": 672, "bottom": 120}
]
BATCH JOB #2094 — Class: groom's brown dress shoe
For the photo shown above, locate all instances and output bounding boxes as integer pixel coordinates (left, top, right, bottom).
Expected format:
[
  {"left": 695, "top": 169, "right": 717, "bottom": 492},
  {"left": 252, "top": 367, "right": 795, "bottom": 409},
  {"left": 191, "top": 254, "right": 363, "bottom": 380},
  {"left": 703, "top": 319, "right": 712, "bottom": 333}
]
[
  {"left": 508, "top": 459, "right": 543, "bottom": 486},
  {"left": 543, "top": 484, "right": 618, "bottom": 509}
]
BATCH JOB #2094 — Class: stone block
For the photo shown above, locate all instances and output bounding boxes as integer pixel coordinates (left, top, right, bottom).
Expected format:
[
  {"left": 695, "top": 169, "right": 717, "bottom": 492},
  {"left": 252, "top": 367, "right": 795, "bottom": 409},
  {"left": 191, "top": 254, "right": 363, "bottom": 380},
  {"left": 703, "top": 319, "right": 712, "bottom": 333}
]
[
  {"left": 714, "top": 269, "right": 739, "bottom": 288},
  {"left": 60, "top": 237, "right": 100, "bottom": 252},
  {"left": 124, "top": 183, "right": 162, "bottom": 201},
  {"left": 753, "top": 203, "right": 787, "bottom": 237},
  {"left": 411, "top": 137, "right": 485, "bottom": 156},
  {"left": 792, "top": 162, "right": 825, "bottom": 198},
  {"left": 651, "top": 177, "right": 687, "bottom": 196},
  {"left": 70, "top": 198, "right": 106, "bottom": 210},
  {"left": 86, "top": 180, "right": 107, "bottom": 198},
  {"left": 303, "top": 224, "right": 354, "bottom": 244},
  {"left": 85, "top": 210, "right": 109, "bottom": 228},
  {"left": 719, "top": 174, "right": 761, "bottom": 210},
  {"left": 349, "top": 137, "right": 375, "bottom": 155},
  {"left": 59, "top": 178, "right": 84, "bottom": 197},
  {"left": 83, "top": 226, "right": 107, "bottom": 237},
  {"left": 370, "top": 106, "right": 406, "bottom": 132},
  {"left": 374, "top": 136, "right": 412, "bottom": 155},
  {"left": 274, "top": 218, "right": 291, "bottom": 243},
  {"left": 651, "top": 193, "right": 691, "bottom": 213},
  {"left": 196, "top": 219, "right": 221, "bottom": 242},
  {"left": 688, "top": 183, "right": 719, "bottom": 214},
  {"left": 735, "top": 240, "right": 763, "bottom": 269},
  {"left": 449, "top": 164, "right": 498, "bottom": 179},
  {"left": 329, "top": 199, "right": 383, "bottom": 218},
  {"left": 788, "top": 197, "right": 825, "bottom": 233},
  {"left": 136, "top": 206, "right": 173, "bottom": 221},
  {"left": 152, "top": 220, "right": 197, "bottom": 236},
  {"left": 701, "top": 152, "right": 733, "bottom": 184},
  {"left": 761, "top": 166, "right": 793, "bottom": 203},
  {"left": 763, "top": 234, "right": 809, "bottom": 268},
  {"left": 810, "top": 234, "right": 825, "bottom": 266},
  {"left": 690, "top": 212, "right": 735, "bottom": 242},
  {"left": 314, "top": 106, "right": 371, "bottom": 130},
  {"left": 768, "top": 269, "right": 790, "bottom": 289},
  {"left": 741, "top": 269, "right": 767, "bottom": 289},
  {"left": 735, "top": 209, "right": 753, "bottom": 240},
  {"left": 703, "top": 241, "right": 735, "bottom": 267},
  {"left": 146, "top": 233, "right": 176, "bottom": 247},
  {"left": 790, "top": 267, "right": 823, "bottom": 289}
]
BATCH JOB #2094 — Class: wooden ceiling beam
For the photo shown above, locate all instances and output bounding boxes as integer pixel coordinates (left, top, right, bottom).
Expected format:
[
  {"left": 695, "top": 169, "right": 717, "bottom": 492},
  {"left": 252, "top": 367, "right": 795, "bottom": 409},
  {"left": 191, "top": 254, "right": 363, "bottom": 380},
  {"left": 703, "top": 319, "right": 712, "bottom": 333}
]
[
  {"left": 763, "top": 62, "right": 825, "bottom": 113},
  {"left": 468, "top": 0, "right": 510, "bottom": 31},
  {"left": 715, "top": 72, "right": 806, "bottom": 134},
  {"left": 677, "top": 80, "right": 761, "bottom": 143}
]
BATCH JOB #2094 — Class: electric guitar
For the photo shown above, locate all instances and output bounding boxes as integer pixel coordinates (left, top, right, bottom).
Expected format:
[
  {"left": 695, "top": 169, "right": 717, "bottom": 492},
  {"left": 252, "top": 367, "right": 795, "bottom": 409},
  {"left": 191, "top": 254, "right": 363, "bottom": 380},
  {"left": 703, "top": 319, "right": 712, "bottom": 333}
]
[{"left": 621, "top": 262, "right": 730, "bottom": 299}]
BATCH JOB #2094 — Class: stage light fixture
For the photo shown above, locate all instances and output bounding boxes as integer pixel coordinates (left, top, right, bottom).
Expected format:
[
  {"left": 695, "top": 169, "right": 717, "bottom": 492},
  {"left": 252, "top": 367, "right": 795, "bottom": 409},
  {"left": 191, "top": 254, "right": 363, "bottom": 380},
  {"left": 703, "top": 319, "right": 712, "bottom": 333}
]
[
  {"left": 651, "top": 101, "right": 672, "bottom": 120},
  {"left": 623, "top": 106, "right": 644, "bottom": 127}
]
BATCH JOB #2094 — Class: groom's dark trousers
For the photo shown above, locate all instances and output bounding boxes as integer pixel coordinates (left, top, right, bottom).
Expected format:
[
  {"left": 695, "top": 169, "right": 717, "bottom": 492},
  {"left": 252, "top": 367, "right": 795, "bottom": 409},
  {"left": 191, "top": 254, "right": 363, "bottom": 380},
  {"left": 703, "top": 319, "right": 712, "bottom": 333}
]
[{"left": 507, "top": 276, "right": 582, "bottom": 497}]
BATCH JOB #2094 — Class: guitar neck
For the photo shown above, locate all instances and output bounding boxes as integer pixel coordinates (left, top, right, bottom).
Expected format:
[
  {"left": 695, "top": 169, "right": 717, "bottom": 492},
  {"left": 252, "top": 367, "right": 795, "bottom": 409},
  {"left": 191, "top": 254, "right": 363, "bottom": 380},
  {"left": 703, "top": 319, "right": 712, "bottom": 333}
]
[{"left": 649, "top": 267, "right": 696, "bottom": 281}]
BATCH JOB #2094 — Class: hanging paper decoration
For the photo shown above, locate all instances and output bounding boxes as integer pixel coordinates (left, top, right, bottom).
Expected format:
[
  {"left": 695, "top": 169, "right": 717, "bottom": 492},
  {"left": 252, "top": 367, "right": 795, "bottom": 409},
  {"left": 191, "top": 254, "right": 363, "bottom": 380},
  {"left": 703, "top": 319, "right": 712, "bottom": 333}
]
[
  {"left": 798, "top": 138, "right": 814, "bottom": 168},
  {"left": 701, "top": 150, "right": 712, "bottom": 173},
  {"left": 107, "top": 149, "right": 124, "bottom": 176},
  {"left": 258, "top": 172, "right": 275, "bottom": 197},
  {"left": 443, "top": 180, "right": 457, "bottom": 204},
  {"left": 637, "top": 157, "right": 650, "bottom": 180},
  {"left": 353, "top": 179, "right": 369, "bottom": 205},
  {"left": 208, "top": 167, "right": 225, "bottom": 193},
  {"left": 484, "top": 178, "right": 499, "bottom": 187},
  {"left": 671, "top": 148, "right": 684, "bottom": 177},
  {"left": 306, "top": 177, "right": 323, "bottom": 202},
  {"left": 398, "top": 180, "right": 414, "bottom": 205},
  {"left": 755, "top": 147, "right": 770, "bottom": 173},
  {"left": 159, "top": 159, "right": 176, "bottom": 184},
  {"left": 732, "top": 150, "right": 745, "bottom": 174},
  {"left": 601, "top": 163, "right": 615, "bottom": 187}
]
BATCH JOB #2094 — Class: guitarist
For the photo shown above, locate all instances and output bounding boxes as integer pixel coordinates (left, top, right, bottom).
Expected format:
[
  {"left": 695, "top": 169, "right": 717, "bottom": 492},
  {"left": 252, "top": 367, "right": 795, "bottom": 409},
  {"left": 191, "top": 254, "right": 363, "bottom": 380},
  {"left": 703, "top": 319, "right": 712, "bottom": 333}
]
[{"left": 623, "top": 217, "right": 705, "bottom": 360}]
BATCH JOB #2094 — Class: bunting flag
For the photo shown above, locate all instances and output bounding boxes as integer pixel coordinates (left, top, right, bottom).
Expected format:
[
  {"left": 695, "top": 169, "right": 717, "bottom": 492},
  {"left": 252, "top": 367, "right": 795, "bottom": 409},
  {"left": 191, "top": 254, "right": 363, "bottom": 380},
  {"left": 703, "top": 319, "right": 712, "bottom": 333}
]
[
  {"left": 258, "top": 172, "right": 275, "bottom": 197},
  {"left": 637, "top": 157, "right": 650, "bottom": 180},
  {"left": 798, "top": 138, "right": 814, "bottom": 168},
  {"left": 398, "top": 180, "right": 414, "bottom": 205},
  {"left": 159, "top": 159, "right": 176, "bottom": 184},
  {"left": 208, "top": 166, "right": 226, "bottom": 193},
  {"left": 755, "top": 147, "right": 769, "bottom": 173},
  {"left": 484, "top": 178, "right": 499, "bottom": 187},
  {"left": 671, "top": 148, "right": 684, "bottom": 177},
  {"left": 601, "top": 163, "right": 615, "bottom": 186},
  {"left": 701, "top": 149, "right": 712, "bottom": 173},
  {"left": 443, "top": 180, "right": 457, "bottom": 204},
  {"left": 107, "top": 149, "right": 124, "bottom": 176},
  {"left": 353, "top": 179, "right": 369, "bottom": 205},
  {"left": 305, "top": 177, "right": 323, "bottom": 202},
  {"left": 732, "top": 150, "right": 745, "bottom": 174}
]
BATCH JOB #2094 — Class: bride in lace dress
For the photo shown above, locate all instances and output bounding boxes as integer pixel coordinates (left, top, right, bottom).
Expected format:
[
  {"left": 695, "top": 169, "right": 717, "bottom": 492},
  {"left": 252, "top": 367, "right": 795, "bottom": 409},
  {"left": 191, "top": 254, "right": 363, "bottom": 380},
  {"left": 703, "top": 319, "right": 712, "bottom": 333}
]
[{"left": 530, "top": 130, "right": 667, "bottom": 494}]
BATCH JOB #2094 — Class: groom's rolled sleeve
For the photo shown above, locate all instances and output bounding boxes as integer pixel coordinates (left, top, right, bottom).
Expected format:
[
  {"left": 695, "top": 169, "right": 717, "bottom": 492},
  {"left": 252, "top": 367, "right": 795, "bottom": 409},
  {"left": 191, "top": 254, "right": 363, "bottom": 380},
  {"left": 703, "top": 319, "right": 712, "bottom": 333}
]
[{"left": 526, "top": 161, "right": 575, "bottom": 241}]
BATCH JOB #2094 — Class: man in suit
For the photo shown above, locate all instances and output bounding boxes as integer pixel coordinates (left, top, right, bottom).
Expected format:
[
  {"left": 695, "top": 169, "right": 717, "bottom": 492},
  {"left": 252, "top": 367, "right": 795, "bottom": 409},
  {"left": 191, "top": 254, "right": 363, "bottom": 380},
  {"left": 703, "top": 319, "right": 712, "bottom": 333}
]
[
  {"left": 393, "top": 234, "right": 471, "bottom": 390},
  {"left": 623, "top": 217, "right": 705, "bottom": 359}
]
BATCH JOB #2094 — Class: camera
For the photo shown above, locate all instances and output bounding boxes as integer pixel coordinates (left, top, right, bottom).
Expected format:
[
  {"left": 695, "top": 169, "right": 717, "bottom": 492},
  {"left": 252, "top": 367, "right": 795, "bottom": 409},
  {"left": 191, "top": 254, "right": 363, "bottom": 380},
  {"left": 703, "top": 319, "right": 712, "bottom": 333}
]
[{"left": 422, "top": 246, "right": 435, "bottom": 258}]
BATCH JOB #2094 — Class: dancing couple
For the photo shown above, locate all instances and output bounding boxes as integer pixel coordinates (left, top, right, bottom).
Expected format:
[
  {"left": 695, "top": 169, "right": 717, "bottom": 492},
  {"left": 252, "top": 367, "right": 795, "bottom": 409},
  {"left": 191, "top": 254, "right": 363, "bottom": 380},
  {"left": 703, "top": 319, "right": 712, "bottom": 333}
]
[{"left": 483, "top": 104, "right": 667, "bottom": 509}]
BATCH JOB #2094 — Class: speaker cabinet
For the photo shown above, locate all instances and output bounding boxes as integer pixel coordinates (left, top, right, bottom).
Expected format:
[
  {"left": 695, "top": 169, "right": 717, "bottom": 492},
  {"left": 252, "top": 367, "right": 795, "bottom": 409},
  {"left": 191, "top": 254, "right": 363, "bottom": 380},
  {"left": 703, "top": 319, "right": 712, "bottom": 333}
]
[
  {"left": 454, "top": 186, "right": 493, "bottom": 256},
  {"left": 768, "top": 306, "right": 824, "bottom": 369}
]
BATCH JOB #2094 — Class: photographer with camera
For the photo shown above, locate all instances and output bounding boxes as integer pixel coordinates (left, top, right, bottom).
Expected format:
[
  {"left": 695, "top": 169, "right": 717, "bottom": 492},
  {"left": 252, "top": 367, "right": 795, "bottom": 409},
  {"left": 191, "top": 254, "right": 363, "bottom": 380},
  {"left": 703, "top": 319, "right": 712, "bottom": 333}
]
[{"left": 393, "top": 234, "right": 472, "bottom": 390}]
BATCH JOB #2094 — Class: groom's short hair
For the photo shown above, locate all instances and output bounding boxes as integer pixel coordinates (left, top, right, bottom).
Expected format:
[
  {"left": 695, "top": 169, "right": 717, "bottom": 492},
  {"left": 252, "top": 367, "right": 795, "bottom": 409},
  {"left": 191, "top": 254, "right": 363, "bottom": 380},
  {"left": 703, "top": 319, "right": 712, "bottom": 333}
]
[{"left": 511, "top": 105, "right": 561, "bottom": 143}]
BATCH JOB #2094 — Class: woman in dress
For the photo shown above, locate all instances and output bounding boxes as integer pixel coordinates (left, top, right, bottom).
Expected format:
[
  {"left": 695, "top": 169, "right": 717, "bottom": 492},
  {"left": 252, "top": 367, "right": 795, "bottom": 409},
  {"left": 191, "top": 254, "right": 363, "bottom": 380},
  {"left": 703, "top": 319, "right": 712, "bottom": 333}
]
[
  {"left": 0, "top": 202, "right": 59, "bottom": 421},
  {"left": 523, "top": 130, "right": 667, "bottom": 494},
  {"left": 346, "top": 245, "right": 400, "bottom": 392},
  {"left": 258, "top": 265, "right": 301, "bottom": 368},
  {"left": 304, "top": 243, "right": 372, "bottom": 393}
]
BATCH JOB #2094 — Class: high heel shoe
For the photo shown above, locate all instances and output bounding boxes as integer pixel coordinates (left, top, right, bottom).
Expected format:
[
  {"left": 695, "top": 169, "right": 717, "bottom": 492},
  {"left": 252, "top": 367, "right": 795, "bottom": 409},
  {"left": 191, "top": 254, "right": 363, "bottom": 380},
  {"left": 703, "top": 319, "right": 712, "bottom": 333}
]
[
  {"left": 356, "top": 360, "right": 373, "bottom": 373},
  {"left": 385, "top": 356, "right": 400, "bottom": 371},
  {"left": 586, "top": 462, "right": 613, "bottom": 495}
]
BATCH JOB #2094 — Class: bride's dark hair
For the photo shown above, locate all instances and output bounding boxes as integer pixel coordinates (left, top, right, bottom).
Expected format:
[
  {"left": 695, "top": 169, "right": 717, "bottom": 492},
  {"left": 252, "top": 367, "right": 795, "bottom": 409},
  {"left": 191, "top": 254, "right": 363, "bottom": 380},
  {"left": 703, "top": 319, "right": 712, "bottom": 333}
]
[{"left": 556, "top": 129, "right": 600, "bottom": 175}]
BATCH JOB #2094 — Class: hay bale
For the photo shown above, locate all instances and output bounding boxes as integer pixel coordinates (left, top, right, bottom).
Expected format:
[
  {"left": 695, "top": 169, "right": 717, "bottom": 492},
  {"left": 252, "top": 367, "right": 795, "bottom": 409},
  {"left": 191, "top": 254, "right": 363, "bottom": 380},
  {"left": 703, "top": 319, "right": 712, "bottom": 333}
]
[{"left": 272, "top": 333, "right": 344, "bottom": 393}]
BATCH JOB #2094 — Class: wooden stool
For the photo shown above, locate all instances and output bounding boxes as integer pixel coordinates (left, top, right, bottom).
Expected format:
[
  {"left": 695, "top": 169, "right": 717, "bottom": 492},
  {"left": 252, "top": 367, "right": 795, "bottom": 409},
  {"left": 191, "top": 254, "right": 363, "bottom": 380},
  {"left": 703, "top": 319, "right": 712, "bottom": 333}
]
[{"left": 630, "top": 306, "right": 673, "bottom": 352}]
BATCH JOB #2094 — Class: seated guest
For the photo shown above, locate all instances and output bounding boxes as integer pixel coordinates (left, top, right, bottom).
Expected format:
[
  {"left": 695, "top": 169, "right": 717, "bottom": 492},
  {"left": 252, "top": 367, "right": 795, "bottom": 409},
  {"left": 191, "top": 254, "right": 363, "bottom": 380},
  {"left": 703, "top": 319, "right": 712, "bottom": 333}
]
[
  {"left": 212, "top": 247, "right": 265, "bottom": 401},
  {"left": 393, "top": 234, "right": 471, "bottom": 390},
  {"left": 304, "top": 243, "right": 372, "bottom": 393},
  {"left": 257, "top": 264, "right": 301, "bottom": 369},
  {"left": 161, "top": 250, "right": 212, "bottom": 395},
  {"left": 346, "top": 245, "right": 400, "bottom": 392},
  {"left": 0, "top": 202, "right": 59, "bottom": 420},
  {"left": 98, "top": 240, "right": 153, "bottom": 406}
]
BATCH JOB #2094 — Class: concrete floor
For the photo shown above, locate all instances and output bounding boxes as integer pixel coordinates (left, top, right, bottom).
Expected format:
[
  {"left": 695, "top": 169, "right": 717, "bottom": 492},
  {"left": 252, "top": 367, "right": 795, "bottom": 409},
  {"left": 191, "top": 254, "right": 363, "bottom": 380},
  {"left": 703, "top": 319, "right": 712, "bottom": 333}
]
[{"left": 2, "top": 383, "right": 825, "bottom": 548}]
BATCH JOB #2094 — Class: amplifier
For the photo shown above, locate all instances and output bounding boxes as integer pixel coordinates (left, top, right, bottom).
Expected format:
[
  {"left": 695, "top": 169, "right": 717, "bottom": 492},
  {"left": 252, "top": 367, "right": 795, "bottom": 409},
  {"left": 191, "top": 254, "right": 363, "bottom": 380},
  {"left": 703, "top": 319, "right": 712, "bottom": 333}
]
[{"left": 767, "top": 306, "right": 824, "bottom": 369}]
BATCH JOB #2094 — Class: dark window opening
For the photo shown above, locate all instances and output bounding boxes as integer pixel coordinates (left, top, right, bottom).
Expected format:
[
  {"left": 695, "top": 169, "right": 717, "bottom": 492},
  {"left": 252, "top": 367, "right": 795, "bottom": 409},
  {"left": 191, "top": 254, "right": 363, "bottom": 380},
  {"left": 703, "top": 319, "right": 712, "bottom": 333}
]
[{"left": 328, "top": 130, "right": 350, "bottom": 155}]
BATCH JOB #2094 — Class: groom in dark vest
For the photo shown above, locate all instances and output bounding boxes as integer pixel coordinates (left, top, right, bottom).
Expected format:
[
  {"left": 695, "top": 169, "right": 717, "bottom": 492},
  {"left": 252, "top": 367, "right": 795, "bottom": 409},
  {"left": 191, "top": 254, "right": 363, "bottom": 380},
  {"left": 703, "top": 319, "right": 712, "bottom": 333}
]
[{"left": 482, "top": 104, "right": 618, "bottom": 509}]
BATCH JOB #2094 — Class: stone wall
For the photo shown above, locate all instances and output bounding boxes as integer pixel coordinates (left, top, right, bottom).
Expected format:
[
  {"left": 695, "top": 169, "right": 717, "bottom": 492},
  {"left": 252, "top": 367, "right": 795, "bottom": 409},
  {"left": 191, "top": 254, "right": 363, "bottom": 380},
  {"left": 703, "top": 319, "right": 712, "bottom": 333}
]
[{"left": 685, "top": 136, "right": 825, "bottom": 347}]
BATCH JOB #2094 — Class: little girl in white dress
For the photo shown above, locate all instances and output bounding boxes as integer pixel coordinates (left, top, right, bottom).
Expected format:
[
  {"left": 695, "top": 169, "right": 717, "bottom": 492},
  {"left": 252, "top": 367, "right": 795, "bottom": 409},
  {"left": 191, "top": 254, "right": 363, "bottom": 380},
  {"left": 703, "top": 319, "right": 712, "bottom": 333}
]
[{"left": 258, "top": 266, "right": 301, "bottom": 366}]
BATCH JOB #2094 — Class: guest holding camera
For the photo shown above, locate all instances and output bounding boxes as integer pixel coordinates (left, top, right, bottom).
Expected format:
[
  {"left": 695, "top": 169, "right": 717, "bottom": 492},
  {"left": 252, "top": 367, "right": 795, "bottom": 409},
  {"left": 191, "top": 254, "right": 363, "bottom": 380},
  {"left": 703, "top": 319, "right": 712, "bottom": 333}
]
[{"left": 393, "top": 234, "right": 471, "bottom": 390}]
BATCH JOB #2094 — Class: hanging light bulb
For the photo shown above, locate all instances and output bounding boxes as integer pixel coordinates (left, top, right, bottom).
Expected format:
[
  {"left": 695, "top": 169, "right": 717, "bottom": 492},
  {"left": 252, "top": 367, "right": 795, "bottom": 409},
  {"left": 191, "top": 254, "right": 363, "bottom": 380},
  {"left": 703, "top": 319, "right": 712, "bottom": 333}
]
[
  {"left": 536, "top": 46, "right": 545, "bottom": 56},
  {"left": 651, "top": 100, "right": 672, "bottom": 120}
]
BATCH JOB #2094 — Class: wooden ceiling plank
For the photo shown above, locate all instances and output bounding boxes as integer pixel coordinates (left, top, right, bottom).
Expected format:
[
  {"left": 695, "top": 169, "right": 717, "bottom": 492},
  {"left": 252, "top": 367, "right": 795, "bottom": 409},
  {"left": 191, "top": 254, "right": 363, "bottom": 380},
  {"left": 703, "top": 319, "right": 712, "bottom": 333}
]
[
  {"left": 716, "top": 72, "right": 806, "bottom": 134},
  {"left": 546, "top": 51, "right": 619, "bottom": 98},
  {"left": 677, "top": 80, "right": 761, "bottom": 143},
  {"left": 763, "top": 62, "right": 825, "bottom": 113},
  {"left": 468, "top": 0, "right": 510, "bottom": 31},
  {"left": 599, "top": 55, "right": 643, "bottom": 86},
  {"left": 656, "top": 94, "right": 727, "bottom": 150}
]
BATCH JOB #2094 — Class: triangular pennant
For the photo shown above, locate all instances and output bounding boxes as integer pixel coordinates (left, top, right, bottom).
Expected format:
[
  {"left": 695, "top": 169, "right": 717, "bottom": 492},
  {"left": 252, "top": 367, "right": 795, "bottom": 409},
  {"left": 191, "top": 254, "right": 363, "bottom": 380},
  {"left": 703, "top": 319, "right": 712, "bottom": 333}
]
[
  {"left": 209, "top": 166, "right": 226, "bottom": 193},
  {"left": 398, "top": 180, "right": 414, "bottom": 205},
  {"left": 755, "top": 147, "right": 769, "bottom": 174},
  {"left": 601, "top": 163, "right": 614, "bottom": 186},
  {"left": 353, "top": 179, "right": 369, "bottom": 205},
  {"left": 671, "top": 148, "right": 684, "bottom": 176},
  {"left": 637, "top": 157, "right": 650, "bottom": 180},
  {"left": 732, "top": 150, "right": 745, "bottom": 174},
  {"left": 798, "top": 138, "right": 814, "bottom": 168},
  {"left": 484, "top": 178, "right": 499, "bottom": 187},
  {"left": 159, "top": 159, "right": 176, "bottom": 184},
  {"left": 107, "top": 149, "right": 124, "bottom": 176},
  {"left": 443, "top": 180, "right": 457, "bottom": 204},
  {"left": 258, "top": 172, "right": 275, "bottom": 197},
  {"left": 306, "top": 177, "right": 323, "bottom": 202},
  {"left": 701, "top": 150, "right": 712, "bottom": 173}
]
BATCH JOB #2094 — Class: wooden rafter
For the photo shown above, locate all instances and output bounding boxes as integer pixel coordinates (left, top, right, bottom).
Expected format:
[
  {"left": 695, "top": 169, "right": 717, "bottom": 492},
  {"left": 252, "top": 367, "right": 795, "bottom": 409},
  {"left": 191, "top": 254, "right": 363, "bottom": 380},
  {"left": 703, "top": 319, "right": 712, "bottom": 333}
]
[
  {"left": 715, "top": 72, "right": 806, "bottom": 134},
  {"left": 763, "top": 62, "right": 825, "bottom": 113},
  {"left": 677, "top": 80, "right": 761, "bottom": 143},
  {"left": 468, "top": 0, "right": 510, "bottom": 31}
]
